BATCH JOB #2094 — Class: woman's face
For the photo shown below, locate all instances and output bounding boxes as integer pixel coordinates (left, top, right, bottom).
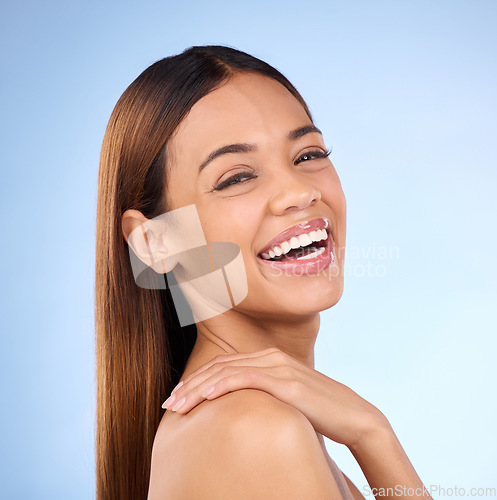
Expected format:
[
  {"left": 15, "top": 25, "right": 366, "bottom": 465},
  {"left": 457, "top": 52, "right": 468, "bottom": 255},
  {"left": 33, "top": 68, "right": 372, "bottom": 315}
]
[{"left": 165, "top": 72, "right": 346, "bottom": 321}]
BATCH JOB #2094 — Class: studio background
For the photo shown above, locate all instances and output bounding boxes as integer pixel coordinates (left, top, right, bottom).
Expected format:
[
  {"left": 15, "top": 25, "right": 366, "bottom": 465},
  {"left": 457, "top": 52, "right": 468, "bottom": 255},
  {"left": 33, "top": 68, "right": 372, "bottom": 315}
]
[{"left": 1, "top": 1, "right": 496, "bottom": 498}]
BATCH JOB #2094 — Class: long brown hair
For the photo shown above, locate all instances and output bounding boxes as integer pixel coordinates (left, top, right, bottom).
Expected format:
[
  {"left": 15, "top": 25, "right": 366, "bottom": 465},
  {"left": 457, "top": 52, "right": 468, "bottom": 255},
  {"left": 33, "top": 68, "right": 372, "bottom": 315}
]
[{"left": 95, "top": 45, "right": 313, "bottom": 499}]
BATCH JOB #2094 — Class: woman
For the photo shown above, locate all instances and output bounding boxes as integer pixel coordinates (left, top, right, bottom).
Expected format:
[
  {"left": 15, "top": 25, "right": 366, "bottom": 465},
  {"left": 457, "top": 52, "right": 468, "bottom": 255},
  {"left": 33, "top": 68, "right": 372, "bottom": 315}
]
[{"left": 95, "top": 45, "right": 432, "bottom": 499}]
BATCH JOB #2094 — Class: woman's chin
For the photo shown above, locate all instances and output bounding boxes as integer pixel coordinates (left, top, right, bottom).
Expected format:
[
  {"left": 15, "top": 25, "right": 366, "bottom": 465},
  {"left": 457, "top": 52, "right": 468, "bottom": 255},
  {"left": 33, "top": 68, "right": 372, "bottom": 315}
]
[
  {"left": 287, "top": 285, "right": 343, "bottom": 315},
  {"left": 242, "top": 279, "right": 344, "bottom": 319},
  {"left": 286, "top": 272, "right": 344, "bottom": 308}
]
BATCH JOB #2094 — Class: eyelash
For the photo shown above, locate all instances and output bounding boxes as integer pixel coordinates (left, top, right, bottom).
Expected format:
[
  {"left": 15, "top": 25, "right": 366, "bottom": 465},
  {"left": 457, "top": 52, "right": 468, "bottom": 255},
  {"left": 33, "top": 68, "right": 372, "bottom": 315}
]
[
  {"left": 294, "top": 148, "right": 332, "bottom": 165},
  {"left": 213, "top": 148, "right": 332, "bottom": 191}
]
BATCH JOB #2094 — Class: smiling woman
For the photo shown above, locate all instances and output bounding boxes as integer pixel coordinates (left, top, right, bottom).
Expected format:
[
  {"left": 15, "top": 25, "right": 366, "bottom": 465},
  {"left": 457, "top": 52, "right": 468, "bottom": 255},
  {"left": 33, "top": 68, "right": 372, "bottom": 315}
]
[{"left": 95, "top": 45, "right": 432, "bottom": 500}]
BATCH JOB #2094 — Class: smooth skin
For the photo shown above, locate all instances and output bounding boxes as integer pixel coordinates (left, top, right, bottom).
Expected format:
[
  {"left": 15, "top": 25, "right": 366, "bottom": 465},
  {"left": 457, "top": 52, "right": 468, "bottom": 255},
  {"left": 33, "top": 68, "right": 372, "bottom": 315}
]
[{"left": 122, "top": 72, "right": 432, "bottom": 499}]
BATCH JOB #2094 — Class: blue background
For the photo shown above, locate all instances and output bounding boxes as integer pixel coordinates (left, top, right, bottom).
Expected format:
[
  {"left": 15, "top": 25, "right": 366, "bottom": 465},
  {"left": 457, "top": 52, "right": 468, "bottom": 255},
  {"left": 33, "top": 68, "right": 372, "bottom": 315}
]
[{"left": 1, "top": 1, "right": 496, "bottom": 498}]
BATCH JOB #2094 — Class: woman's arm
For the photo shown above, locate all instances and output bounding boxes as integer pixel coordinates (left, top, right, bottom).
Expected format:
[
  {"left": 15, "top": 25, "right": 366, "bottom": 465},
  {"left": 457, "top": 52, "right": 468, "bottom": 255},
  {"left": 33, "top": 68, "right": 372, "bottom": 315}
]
[
  {"left": 163, "top": 348, "right": 432, "bottom": 500},
  {"left": 349, "top": 423, "right": 431, "bottom": 500}
]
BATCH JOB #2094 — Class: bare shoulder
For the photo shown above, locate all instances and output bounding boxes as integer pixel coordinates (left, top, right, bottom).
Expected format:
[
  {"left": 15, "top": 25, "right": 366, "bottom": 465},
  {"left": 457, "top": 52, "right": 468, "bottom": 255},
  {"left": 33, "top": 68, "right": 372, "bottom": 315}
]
[{"left": 148, "top": 389, "right": 343, "bottom": 499}]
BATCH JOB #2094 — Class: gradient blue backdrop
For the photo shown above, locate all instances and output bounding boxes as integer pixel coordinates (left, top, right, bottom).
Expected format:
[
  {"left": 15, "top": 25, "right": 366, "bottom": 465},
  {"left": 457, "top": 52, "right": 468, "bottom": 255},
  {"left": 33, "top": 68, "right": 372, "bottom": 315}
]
[{"left": 1, "top": 1, "right": 496, "bottom": 498}]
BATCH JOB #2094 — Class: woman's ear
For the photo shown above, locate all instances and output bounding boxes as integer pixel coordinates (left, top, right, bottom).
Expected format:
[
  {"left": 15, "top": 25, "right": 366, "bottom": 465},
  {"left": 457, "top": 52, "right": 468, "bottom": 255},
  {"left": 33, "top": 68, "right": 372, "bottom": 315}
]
[{"left": 122, "top": 209, "right": 178, "bottom": 274}]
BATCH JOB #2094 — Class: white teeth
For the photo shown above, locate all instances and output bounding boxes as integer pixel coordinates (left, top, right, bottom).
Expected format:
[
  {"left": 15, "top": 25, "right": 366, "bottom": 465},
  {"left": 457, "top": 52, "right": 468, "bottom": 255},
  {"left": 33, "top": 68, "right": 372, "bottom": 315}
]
[
  {"left": 298, "top": 233, "right": 312, "bottom": 247},
  {"left": 290, "top": 236, "right": 300, "bottom": 249},
  {"left": 260, "top": 226, "right": 330, "bottom": 260},
  {"left": 318, "top": 229, "right": 327, "bottom": 241},
  {"left": 296, "top": 247, "right": 325, "bottom": 260}
]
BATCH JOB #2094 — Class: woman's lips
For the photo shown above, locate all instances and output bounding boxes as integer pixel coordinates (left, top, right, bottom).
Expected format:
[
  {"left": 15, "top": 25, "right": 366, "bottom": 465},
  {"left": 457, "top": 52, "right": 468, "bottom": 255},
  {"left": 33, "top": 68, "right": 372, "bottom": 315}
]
[
  {"left": 258, "top": 229, "right": 335, "bottom": 276},
  {"left": 257, "top": 217, "right": 330, "bottom": 257}
]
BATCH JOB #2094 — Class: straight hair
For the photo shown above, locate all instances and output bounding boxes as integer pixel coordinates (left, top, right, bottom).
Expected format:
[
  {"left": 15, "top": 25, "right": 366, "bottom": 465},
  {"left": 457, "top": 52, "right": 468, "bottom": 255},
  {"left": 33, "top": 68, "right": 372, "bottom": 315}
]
[{"left": 95, "top": 44, "right": 313, "bottom": 499}]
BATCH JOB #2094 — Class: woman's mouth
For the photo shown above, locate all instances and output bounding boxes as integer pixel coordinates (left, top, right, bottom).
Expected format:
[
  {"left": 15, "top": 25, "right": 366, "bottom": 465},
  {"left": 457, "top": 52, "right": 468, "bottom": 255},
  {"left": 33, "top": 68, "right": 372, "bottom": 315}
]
[{"left": 256, "top": 218, "right": 335, "bottom": 275}]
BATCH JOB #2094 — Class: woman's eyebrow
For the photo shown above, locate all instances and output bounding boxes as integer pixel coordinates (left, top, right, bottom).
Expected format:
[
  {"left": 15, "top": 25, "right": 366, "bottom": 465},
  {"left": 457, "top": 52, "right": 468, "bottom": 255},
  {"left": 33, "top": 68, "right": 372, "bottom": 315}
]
[
  {"left": 198, "top": 125, "right": 323, "bottom": 174},
  {"left": 287, "top": 124, "right": 322, "bottom": 141}
]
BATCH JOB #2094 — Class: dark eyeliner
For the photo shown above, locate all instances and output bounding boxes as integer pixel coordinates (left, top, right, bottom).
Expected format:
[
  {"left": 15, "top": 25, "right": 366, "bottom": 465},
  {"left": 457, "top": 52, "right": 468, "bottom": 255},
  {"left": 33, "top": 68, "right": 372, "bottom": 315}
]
[{"left": 294, "top": 147, "right": 332, "bottom": 165}]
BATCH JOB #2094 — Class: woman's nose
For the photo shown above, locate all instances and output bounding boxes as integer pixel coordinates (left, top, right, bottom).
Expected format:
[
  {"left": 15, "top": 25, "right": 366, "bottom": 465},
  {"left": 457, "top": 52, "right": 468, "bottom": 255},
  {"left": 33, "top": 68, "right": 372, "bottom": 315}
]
[{"left": 268, "top": 172, "right": 321, "bottom": 216}]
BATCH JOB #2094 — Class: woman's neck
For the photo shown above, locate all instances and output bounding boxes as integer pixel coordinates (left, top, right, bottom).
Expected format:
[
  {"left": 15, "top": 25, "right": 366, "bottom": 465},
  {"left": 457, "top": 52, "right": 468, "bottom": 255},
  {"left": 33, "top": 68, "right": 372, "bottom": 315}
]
[{"left": 184, "top": 309, "right": 320, "bottom": 375}]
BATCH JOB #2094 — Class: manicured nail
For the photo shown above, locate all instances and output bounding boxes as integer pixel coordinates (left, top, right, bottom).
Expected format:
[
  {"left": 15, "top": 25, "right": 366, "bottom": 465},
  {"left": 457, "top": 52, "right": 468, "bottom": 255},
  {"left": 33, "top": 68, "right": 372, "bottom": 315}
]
[
  {"left": 172, "top": 381, "right": 183, "bottom": 394},
  {"left": 162, "top": 394, "right": 176, "bottom": 409},
  {"left": 201, "top": 386, "right": 216, "bottom": 398},
  {"left": 172, "top": 397, "right": 186, "bottom": 412}
]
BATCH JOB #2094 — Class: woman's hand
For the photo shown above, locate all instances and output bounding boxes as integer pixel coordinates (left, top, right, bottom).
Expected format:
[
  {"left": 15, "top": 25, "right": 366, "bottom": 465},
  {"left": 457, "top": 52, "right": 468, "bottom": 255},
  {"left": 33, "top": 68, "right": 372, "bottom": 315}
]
[{"left": 162, "top": 347, "right": 389, "bottom": 449}]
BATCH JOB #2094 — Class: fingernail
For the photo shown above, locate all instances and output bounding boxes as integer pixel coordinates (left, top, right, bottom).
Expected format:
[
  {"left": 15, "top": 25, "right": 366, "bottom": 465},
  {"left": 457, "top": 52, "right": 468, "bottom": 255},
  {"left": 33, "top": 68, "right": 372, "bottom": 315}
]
[
  {"left": 172, "top": 397, "right": 186, "bottom": 412},
  {"left": 172, "top": 381, "right": 183, "bottom": 394},
  {"left": 201, "top": 386, "right": 215, "bottom": 398},
  {"left": 162, "top": 394, "right": 176, "bottom": 409}
]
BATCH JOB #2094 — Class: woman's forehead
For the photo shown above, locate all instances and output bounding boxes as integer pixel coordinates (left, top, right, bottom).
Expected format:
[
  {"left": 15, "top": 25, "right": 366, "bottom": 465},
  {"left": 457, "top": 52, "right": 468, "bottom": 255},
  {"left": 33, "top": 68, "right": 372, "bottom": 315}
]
[{"left": 168, "top": 72, "right": 311, "bottom": 159}]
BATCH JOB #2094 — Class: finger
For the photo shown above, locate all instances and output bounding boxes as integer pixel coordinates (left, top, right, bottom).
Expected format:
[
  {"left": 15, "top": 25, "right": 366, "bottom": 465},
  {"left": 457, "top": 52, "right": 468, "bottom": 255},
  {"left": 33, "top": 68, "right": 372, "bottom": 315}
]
[
  {"left": 163, "top": 364, "right": 256, "bottom": 411},
  {"left": 202, "top": 367, "right": 302, "bottom": 407},
  {"left": 173, "top": 347, "right": 280, "bottom": 391},
  {"left": 164, "top": 361, "right": 306, "bottom": 414},
  {"left": 167, "top": 365, "right": 276, "bottom": 414},
  {"left": 172, "top": 348, "right": 290, "bottom": 403},
  {"left": 164, "top": 349, "right": 305, "bottom": 413}
]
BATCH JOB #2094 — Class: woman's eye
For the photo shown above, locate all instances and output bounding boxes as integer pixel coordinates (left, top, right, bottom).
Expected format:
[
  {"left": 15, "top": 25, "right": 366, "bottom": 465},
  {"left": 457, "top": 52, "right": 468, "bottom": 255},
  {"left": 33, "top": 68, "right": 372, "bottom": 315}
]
[
  {"left": 212, "top": 150, "right": 330, "bottom": 191},
  {"left": 213, "top": 172, "right": 257, "bottom": 191},
  {"left": 295, "top": 148, "right": 332, "bottom": 165}
]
